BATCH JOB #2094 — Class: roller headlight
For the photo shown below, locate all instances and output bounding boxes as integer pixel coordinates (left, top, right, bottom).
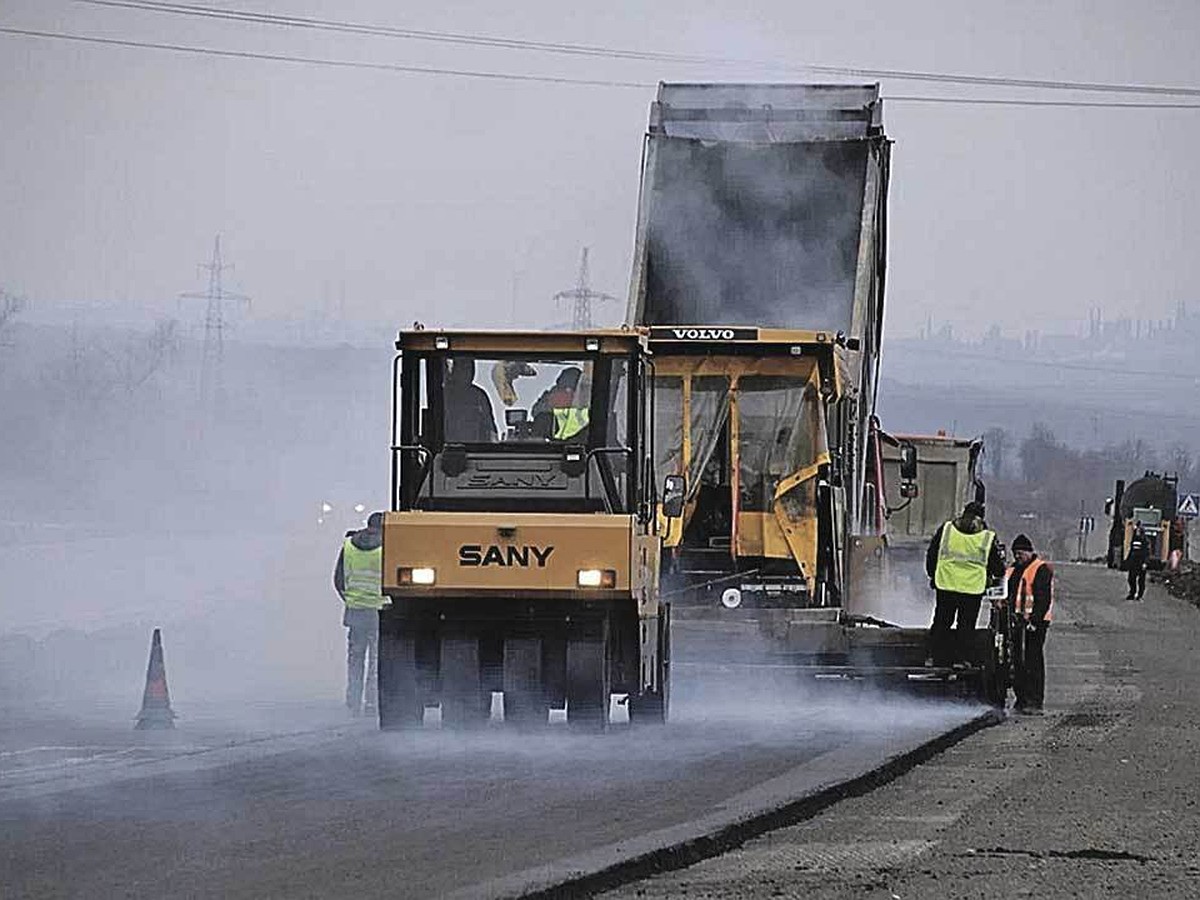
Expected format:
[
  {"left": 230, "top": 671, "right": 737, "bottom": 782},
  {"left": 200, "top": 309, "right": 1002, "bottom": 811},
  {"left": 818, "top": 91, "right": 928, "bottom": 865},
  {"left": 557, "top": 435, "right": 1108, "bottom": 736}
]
[
  {"left": 398, "top": 566, "right": 436, "bottom": 585},
  {"left": 577, "top": 568, "right": 616, "bottom": 588}
]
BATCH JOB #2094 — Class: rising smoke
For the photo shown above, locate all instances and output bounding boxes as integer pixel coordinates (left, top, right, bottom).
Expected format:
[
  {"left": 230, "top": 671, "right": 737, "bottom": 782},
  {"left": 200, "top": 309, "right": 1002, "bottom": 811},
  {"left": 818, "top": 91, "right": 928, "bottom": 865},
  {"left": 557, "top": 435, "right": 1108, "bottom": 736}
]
[{"left": 639, "top": 136, "right": 867, "bottom": 331}]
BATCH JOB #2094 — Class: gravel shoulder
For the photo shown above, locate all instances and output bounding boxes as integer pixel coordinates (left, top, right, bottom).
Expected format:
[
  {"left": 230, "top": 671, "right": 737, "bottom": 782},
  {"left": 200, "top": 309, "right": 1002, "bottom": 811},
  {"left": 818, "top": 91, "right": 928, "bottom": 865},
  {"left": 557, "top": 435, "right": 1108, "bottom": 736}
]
[{"left": 605, "top": 563, "right": 1200, "bottom": 899}]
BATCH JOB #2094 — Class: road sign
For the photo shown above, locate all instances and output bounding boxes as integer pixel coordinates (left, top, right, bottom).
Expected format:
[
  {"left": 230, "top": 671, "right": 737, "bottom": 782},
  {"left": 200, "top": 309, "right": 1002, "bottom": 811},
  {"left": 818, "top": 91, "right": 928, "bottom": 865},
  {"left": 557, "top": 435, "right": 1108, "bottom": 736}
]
[{"left": 1178, "top": 494, "right": 1200, "bottom": 518}]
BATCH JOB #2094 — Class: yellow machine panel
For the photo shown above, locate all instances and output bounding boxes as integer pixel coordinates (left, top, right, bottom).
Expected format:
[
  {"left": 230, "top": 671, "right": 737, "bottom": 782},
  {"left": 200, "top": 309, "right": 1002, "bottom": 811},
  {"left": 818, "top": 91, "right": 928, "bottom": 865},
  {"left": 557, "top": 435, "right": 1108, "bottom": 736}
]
[{"left": 383, "top": 511, "right": 637, "bottom": 595}]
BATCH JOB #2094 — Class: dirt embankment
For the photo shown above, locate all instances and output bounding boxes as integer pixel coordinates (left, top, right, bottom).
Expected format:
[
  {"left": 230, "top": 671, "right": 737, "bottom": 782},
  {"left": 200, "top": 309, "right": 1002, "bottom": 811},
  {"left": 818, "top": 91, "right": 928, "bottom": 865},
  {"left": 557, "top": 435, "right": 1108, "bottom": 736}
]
[{"left": 1152, "top": 562, "right": 1200, "bottom": 608}]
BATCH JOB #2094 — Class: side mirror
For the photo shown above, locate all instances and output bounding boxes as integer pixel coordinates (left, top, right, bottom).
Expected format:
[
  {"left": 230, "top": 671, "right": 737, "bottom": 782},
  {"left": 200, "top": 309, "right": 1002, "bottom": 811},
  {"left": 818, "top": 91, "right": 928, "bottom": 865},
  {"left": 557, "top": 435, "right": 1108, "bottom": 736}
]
[
  {"left": 898, "top": 441, "right": 919, "bottom": 497},
  {"left": 662, "top": 474, "right": 686, "bottom": 519},
  {"left": 899, "top": 442, "right": 918, "bottom": 481}
]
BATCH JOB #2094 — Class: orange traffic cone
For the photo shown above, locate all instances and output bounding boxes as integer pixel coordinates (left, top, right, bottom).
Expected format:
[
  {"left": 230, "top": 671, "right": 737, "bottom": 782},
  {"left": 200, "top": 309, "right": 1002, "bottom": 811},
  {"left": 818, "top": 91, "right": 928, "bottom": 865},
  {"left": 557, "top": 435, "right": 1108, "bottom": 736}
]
[{"left": 135, "top": 628, "right": 176, "bottom": 730}]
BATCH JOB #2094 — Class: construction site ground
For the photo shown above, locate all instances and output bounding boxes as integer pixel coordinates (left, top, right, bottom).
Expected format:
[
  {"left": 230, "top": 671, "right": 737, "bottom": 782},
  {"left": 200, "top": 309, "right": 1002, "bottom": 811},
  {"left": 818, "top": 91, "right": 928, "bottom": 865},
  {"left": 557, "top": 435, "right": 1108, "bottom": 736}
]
[
  {"left": 1, "top": 664, "right": 977, "bottom": 898},
  {"left": 4, "top": 563, "right": 1195, "bottom": 898},
  {"left": 604, "top": 563, "right": 1200, "bottom": 899}
]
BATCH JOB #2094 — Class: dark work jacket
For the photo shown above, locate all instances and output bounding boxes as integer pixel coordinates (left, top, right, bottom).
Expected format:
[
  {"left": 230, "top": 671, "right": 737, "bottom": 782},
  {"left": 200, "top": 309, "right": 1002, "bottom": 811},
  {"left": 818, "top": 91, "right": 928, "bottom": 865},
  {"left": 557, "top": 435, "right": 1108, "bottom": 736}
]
[
  {"left": 445, "top": 384, "right": 497, "bottom": 443},
  {"left": 1006, "top": 554, "right": 1054, "bottom": 622},
  {"left": 925, "top": 516, "right": 1007, "bottom": 584},
  {"left": 333, "top": 526, "right": 383, "bottom": 599},
  {"left": 1126, "top": 535, "right": 1149, "bottom": 570}
]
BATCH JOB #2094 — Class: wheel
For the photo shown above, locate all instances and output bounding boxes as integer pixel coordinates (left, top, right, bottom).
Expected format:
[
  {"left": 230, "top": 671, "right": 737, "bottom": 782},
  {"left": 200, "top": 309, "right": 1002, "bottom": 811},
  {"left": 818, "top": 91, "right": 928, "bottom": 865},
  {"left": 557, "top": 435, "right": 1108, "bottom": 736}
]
[
  {"left": 565, "top": 618, "right": 610, "bottom": 730},
  {"left": 628, "top": 606, "right": 670, "bottom": 725},
  {"left": 978, "top": 608, "right": 1010, "bottom": 708},
  {"left": 378, "top": 623, "right": 422, "bottom": 730},
  {"left": 502, "top": 637, "right": 546, "bottom": 727},
  {"left": 440, "top": 637, "right": 490, "bottom": 727}
]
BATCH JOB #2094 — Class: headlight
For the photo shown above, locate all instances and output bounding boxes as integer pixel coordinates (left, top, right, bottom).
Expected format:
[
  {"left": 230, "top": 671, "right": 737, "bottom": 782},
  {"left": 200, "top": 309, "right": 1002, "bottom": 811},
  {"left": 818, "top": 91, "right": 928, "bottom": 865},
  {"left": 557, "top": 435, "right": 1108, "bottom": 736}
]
[
  {"left": 398, "top": 567, "right": 436, "bottom": 585},
  {"left": 577, "top": 568, "right": 616, "bottom": 588}
]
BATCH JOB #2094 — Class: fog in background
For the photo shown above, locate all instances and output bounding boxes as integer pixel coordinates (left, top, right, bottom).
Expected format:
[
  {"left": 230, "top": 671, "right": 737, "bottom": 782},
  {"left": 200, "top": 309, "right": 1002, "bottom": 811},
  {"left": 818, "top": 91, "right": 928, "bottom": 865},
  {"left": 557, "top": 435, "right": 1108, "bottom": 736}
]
[
  {"left": 3, "top": 1, "right": 1200, "bottom": 338},
  {"left": 3, "top": 1, "right": 1200, "bottom": 721}
]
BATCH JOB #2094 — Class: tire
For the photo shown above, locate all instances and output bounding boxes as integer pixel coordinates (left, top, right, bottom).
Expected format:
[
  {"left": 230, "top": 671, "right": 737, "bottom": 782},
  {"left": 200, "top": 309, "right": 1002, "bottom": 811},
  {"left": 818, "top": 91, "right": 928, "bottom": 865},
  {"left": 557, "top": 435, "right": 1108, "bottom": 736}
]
[
  {"left": 440, "top": 636, "right": 490, "bottom": 727},
  {"left": 628, "top": 606, "right": 670, "bottom": 725},
  {"left": 566, "top": 618, "right": 610, "bottom": 731},
  {"left": 502, "top": 637, "right": 546, "bottom": 728},
  {"left": 978, "top": 608, "right": 1009, "bottom": 708},
  {"left": 377, "top": 624, "right": 422, "bottom": 730}
]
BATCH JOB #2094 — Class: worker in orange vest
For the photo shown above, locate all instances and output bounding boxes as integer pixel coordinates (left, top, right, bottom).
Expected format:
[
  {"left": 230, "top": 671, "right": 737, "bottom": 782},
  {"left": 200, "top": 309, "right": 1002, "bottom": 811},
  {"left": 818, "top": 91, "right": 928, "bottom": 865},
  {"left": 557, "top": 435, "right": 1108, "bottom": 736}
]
[{"left": 1005, "top": 533, "right": 1054, "bottom": 715}]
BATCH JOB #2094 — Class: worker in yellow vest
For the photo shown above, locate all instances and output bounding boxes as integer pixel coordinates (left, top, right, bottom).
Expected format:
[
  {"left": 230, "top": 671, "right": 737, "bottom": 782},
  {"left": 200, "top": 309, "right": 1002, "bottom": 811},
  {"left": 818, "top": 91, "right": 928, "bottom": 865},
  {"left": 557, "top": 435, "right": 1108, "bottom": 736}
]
[
  {"left": 926, "top": 501, "right": 1006, "bottom": 668},
  {"left": 1006, "top": 533, "right": 1054, "bottom": 715},
  {"left": 333, "top": 511, "right": 387, "bottom": 716}
]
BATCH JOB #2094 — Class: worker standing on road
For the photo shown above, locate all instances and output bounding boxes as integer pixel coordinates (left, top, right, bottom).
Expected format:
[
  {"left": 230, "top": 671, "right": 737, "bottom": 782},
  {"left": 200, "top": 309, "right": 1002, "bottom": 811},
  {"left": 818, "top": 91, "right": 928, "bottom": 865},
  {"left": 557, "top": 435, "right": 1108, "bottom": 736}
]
[
  {"left": 1006, "top": 533, "right": 1054, "bottom": 714},
  {"left": 926, "top": 501, "right": 1005, "bottom": 667},
  {"left": 333, "top": 511, "right": 387, "bottom": 716},
  {"left": 1125, "top": 523, "right": 1149, "bottom": 600}
]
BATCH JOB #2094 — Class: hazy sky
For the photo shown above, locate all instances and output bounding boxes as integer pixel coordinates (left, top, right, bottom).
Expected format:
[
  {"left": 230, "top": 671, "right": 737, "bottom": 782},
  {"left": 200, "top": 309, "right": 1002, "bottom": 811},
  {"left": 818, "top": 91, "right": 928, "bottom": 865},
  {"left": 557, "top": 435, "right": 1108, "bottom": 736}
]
[{"left": 2, "top": 0, "right": 1199, "bottom": 339}]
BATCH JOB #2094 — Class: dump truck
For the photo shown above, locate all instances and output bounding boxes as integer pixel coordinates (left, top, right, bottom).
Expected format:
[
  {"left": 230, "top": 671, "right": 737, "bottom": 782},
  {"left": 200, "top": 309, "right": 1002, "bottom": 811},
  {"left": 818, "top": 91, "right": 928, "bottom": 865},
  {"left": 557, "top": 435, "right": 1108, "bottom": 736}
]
[
  {"left": 879, "top": 432, "right": 985, "bottom": 601},
  {"left": 873, "top": 430, "right": 1010, "bottom": 704},
  {"left": 377, "top": 328, "right": 679, "bottom": 730},
  {"left": 1105, "top": 471, "right": 1180, "bottom": 570},
  {"left": 628, "top": 83, "right": 1005, "bottom": 700},
  {"left": 629, "top": 83, "right": 890, "bottom": 611}
]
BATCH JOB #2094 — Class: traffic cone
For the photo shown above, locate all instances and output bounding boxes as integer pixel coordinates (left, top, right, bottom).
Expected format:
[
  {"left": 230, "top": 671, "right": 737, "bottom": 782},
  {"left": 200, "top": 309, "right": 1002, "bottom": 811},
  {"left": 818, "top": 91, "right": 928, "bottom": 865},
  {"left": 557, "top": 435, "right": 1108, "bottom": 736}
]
[{"left": 134, "top": 628, "right": 176, "bottom": 730}]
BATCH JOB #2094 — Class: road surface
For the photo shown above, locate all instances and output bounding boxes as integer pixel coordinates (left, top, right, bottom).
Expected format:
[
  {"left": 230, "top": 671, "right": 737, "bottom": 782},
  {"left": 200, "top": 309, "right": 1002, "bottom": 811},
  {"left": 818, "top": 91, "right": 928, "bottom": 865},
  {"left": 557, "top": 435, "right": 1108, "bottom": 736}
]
[
  {"left": 604, "top": 563, "right": 1200, "bottom": 899},
  {"left": 1, "top": 675, "right": 980, "bottom": 898}
]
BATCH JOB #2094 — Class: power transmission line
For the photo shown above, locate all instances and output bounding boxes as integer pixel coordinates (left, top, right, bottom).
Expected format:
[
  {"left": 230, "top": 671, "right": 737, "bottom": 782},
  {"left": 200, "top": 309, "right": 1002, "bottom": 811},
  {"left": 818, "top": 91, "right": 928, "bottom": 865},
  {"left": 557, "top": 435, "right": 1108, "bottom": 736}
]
[
  {"left": 5, "top": 22, "right": 1200, "bottom": 109},
  {"left": 554, "top": 248, "right": 619, "bottom": 330},
  {"left": 889, "top": 95, "right": 1200, "bottom": 109},
  {"left": 180, "top": 234, "right": 249, "bottom": 414},
  {"left": 74, "top": 0, "right": 1200, "bottom": 99},
  {"left": 0, "top": 25, "right": 650, "bottom": 88}
]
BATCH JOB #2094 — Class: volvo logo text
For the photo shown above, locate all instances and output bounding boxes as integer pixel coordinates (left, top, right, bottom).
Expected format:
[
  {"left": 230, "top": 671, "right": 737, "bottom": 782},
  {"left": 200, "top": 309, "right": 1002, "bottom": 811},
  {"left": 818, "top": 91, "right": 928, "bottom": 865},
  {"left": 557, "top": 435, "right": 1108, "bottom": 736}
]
[{"left": 672, "top": 328, "right": 735, "bottom": 340}]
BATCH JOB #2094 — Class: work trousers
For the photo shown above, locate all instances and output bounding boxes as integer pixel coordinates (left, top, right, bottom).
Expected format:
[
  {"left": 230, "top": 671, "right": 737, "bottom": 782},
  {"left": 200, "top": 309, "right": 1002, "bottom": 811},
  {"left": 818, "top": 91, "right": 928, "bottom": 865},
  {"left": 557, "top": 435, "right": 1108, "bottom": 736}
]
[
  {"left": 1013, "top": 620, "right": 1049, "bottom": 709},
  {"left": 930, "top": 591, "right": 982, "bottom": 667},
  {"left": 1127, "top": 566, "right": 1146, "bottom": 599},
  {"left": 344, "top": 607, "right": 380, "bottom": 711}
]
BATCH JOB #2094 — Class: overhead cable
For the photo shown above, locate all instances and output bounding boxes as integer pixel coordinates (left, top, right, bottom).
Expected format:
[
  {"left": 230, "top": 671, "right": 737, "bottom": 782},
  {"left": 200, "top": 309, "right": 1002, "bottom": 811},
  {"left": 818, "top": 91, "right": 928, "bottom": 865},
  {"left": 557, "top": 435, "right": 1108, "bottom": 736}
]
[
  {"left": 5, "top": 23, "right": 1200, "bottom": 110},
  {"left": 889, "top": 95, "right": 1200, "bottom": 109},
  {"left": 74, "top": 0, "right": 1200, "bottom": 99},
  {"left": 0, "top": 25, "right": 653, "bottom": 88}
]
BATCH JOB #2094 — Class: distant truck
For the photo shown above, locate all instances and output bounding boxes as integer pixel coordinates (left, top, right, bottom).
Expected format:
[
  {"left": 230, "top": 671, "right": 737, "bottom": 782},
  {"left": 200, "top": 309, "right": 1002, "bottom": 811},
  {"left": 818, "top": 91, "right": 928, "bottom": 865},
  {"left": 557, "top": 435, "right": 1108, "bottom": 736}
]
[{"left": 1105, "top": 472, "right": 1180, "bottom": 570}]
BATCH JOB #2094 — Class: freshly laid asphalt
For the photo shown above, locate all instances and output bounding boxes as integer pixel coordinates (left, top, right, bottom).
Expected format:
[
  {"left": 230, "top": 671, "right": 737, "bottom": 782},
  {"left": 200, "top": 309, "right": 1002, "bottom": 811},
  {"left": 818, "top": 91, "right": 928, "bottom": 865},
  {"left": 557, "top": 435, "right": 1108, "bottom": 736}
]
[
  {"left": 1, "top": 648, "right": 980, "bottom": 899},
  {"left": 604, "top": 563, "right": 1200, "bottom": 899}
]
